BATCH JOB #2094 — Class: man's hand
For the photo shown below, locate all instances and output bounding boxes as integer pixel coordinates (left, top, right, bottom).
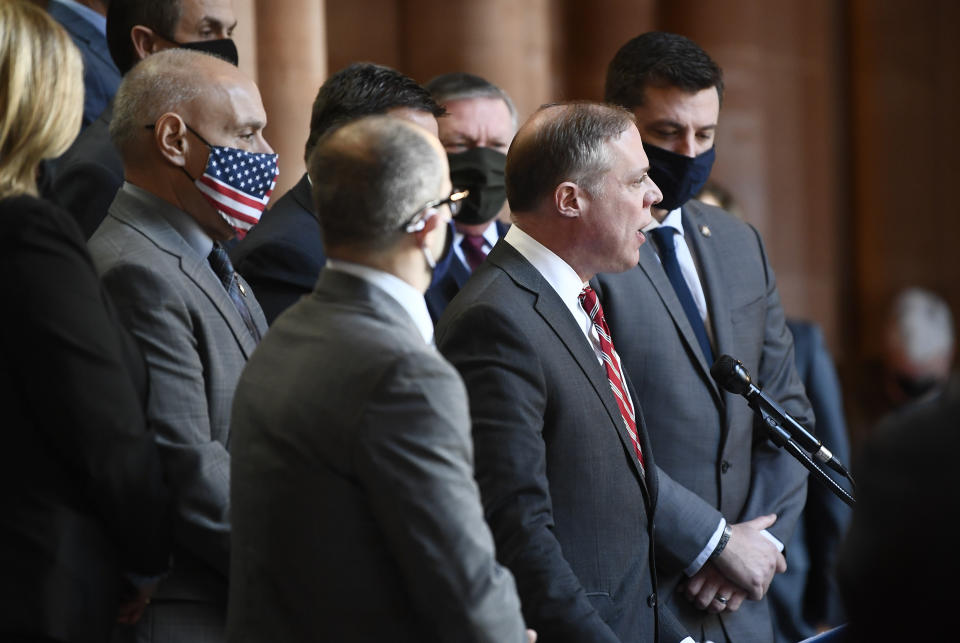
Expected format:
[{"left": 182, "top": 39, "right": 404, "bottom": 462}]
[
  {"left": 712, "top": 514, "right": 786, "bottom": 600},
  {"left": 681, "top": 562, "right": 747, "bottom": 613},
  {"left": 527, "top": 629, "right": 537, "bottom": 642}
]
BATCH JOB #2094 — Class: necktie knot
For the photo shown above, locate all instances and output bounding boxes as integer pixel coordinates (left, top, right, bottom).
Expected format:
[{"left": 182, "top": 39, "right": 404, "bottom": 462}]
[
  {"left": 579, "top": 285, "right": 601, "bottom": 324},
  {"left": 461, "top": 233, "right": 488, "bottom": 271},
  {"left": 649, "top": 226, "right": 677, "bottom": 258}
]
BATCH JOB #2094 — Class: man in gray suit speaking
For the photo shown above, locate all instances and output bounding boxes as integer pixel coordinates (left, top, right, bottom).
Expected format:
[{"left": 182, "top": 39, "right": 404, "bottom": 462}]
[
  {"left": 228, "top": 116, "right": 533, "bottom": 643},
  {"left": 89, "top": 49, "right": 272, "bottom": 642}
]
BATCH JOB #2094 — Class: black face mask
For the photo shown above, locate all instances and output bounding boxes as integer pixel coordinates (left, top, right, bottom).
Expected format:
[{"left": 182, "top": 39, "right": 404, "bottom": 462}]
[
  {"left": 173, "top": 37, "right": 239, "bottom": 67},
  {"left": 447, "top": 147, "right": 507, "bottom": 226},
  {"left": 643, "top": 142, "right": 715, "bottom": 212}
]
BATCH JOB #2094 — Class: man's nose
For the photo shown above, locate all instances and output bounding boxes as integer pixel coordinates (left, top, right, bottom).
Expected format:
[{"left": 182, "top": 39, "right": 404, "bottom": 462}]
[
  {"left": 677, "top": 132, "right": 698, "bottom": 158},
  {"left": 646, "top": 181, "right": 663, "bottom": 207}
]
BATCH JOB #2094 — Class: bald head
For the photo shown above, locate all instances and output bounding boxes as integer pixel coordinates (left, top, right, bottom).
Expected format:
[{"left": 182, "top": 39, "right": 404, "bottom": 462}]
[
  {"left": 506, "top": 102, "right": 636, "bottom": 214},
  {"left": 309, "top": 115, "right": 447, "bottom": 251},
  {"left": 110, "top": 49, "right": 259, "bottom": 165}
]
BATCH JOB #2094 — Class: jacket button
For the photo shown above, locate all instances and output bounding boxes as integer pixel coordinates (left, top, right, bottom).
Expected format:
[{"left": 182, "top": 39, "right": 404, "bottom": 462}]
[
  {"left": 647, "top": 593, "right": 657, "bottom": 607},
  {"left": 721, "top": 460, "right": 731, "bottom": 474}
]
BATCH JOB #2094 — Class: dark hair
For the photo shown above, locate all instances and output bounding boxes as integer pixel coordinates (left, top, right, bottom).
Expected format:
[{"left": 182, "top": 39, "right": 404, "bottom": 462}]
[
  {"left": 424, "top": 72, "right": 517, "bottom": 128},
  {"left": 309, "top": 116, "right": 444, "bottom": 250},
  {"left": 506, "top": 102, "right": 635, "bottom": 213},
  {"left": 604, "top": 32, "right": 723, "bottom": 109},
  {"left": 106, "top": 0, "right": 181, "bottom": 74},
  {"left": 303, "top": 63, "right": 444, "bottom": 163}
]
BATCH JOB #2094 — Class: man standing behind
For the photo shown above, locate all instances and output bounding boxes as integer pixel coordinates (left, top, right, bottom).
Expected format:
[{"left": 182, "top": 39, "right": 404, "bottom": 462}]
[
  {"left": 228, "top": 115, "right": 532, "bottom": 643},
  {"left": 46, "top": 0, "right": 239, "bottom": 239},
  {"left": 89, "top": 49, "right": 273, "bottom": 642},
  {"left": 422, "top": 72, "right": 517, "bottom": 320},
  {"left": 229, "top": 62, "right": 444, "bottom": 323},
  {"left": 437, "top": 102, "right": 695, "bottom": 642},
  {"left": 596, "top": 32, "right": 809, "bottom": 642}
]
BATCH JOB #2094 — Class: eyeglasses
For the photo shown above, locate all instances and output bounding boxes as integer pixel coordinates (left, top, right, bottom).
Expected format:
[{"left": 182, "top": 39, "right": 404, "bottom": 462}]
[{"left": 401, "top": 189, "right": 469, "bottom": 233}]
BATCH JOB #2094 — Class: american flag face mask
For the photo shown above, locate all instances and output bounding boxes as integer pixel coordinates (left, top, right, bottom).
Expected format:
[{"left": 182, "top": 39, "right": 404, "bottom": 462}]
[{"left": 183, "top": 124, "right": 279, "bottom": 240}]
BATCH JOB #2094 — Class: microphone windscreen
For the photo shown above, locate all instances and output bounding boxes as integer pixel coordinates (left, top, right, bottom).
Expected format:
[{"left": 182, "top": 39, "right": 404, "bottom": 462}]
[{"left": 710, "top": 354, "right": 748, "bottom": 395}]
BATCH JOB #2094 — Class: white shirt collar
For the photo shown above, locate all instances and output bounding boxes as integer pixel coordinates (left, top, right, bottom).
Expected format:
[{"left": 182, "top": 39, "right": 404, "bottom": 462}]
[
  {"left": 647, "top": 207, "right": 684, "bottom": 236},
  {"left": 324, "top": 259, "right": 435, "bottom": 345},
  {"left": 503, "top": 225, "right": 588, "bottom": 326}
]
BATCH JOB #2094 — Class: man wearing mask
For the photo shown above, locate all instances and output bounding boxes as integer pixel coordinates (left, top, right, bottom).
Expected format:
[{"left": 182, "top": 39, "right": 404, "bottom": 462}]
[
  {"left": 594, "top": 32, "right": 810, "bottom": 643},
  {"left": 422, "top": 72, "right": 517, "bottom": 321},
  {"left": 88, "top": 49, "right": 272, "bottom": 643},
  {"left": 44, "top": 0, "right": 238, "bottom": 239},
  {"left": 229, "top": 63, "right": 445, "bottom": 324},
  {"left": 228, "top": 115, "right": 535, "bottom": 643}
]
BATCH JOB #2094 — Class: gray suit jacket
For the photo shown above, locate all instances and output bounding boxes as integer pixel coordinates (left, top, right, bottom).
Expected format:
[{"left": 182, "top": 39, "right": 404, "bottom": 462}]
[
  {"left": 594, "top": 200, "right": 811, "bottom": 643},
  {"left": 227, "top": 269, "right": 526, "bottom": 642},
  {"left": 89, "top": 186, "right": 266, "bottom": 642},
  {"left": 437, "top": 241, "right": 691, "bottom": 643}
]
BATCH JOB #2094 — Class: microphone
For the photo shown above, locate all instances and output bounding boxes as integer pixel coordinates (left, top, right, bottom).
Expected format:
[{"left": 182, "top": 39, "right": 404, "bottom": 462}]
[{"left": 710, "top": 354, "right": 844, "bottom": 474}]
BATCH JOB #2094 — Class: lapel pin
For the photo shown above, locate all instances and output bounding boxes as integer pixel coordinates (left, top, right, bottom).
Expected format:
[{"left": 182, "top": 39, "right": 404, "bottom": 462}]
[{"left": 699, "top": 224, "right": 712, "bottom": 238}]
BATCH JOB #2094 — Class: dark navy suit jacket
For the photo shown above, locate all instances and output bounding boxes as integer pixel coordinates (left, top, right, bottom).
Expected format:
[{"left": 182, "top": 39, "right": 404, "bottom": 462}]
[
  {"left": 425, "top": 219, "right": 509, "bottom": 322},
  {"left": 46, "top": 1, "right": 121, "bottom": 129}
]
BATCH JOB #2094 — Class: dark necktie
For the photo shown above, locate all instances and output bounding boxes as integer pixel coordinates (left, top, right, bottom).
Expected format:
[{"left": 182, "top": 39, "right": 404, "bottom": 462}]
[
  {"left": 460, "top": 234, "right": 488, "bottom": 271},
  {"left": 579, "top": 286, "right": 645, "bottom": 474},
  {"left": 649, "top": 226, "right": 714, "bottom": 365},
  {"left": 208, "top": 243, "right": 262, "bottom": 343}
]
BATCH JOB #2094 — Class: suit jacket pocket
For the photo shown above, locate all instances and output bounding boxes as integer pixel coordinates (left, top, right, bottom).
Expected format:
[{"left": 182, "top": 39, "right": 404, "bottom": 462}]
[{"left": 586, "top": 591, "right": 622, "bottom": 624}]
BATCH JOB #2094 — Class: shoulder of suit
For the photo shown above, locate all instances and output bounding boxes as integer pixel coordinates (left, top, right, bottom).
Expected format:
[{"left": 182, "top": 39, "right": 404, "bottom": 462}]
[{"left": 684, "top": 199, "right": 760, "bottom": 243}]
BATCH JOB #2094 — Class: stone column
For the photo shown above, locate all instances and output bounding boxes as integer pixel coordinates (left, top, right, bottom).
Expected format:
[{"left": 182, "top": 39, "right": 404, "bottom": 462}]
[{"left": 253, "top": 0, "right": 327, "bottom": 196}]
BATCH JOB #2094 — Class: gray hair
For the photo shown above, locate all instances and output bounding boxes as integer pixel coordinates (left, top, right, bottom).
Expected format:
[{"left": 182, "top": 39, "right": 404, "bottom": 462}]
[
  {"left": 308, "top": 115, "right": 445, "bottom": 250},
  {"left": 424, "top": 72, "right": 518, "bottom": 130},
  {"left": 889, "top": 288, "right": 955, "bottom": 364},
  {"left": 506, "top": 102, "right": 634, "bottom": 212},
  {"left": 109, "top": 49, "right": 211, "bottom": 156}
]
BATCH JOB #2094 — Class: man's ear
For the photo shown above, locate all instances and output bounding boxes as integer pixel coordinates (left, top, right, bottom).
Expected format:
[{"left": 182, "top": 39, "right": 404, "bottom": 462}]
[
  {"left": 554, "top": 181, "right": 585, "bottom": 220},
  {"left": 130, "top": 25, "right": 165, "bottom": 62},
  {"left": 153, "top": 113, "right": 190, "bottom": 168},
  {"left": 411, "top": 209, "right": 441, "bottom": 247}
]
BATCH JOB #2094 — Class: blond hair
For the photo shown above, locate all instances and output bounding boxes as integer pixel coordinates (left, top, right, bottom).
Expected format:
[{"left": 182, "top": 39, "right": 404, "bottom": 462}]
[{"left": 0, "top": 0, "right": 84, "bottom": 198}]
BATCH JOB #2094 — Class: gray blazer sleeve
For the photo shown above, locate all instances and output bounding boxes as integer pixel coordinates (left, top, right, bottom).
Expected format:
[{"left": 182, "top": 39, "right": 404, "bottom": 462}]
[
  {"left": 100, "top": 263, "right": 231, "bottom": 577},
  {"left": 355, "top": 351, "right": 528, "bottom": 643}
]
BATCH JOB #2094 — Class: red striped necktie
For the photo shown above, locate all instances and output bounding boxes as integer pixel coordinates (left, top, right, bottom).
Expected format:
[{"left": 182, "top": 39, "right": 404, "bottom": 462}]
[{"left": 579, "top": 286, "right": 645, "bottom": 473}]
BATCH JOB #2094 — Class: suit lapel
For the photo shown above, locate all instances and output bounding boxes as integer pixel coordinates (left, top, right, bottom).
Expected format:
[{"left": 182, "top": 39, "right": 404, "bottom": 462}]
[
  {"left": 110, "top": 192, "right": 259, "bottom": 359},
  {"left": 487, "top": 243, "right": 649, "bottom": 489},
  {"left": 636, "top": 240, "right": 715, "bottom": 378},
  {"left": 681, "top": 206, "right": 727, "bottom": 404}
]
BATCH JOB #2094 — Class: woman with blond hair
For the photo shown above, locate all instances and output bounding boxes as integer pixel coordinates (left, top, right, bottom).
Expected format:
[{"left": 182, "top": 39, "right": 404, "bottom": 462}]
[{"left": 0, "top": 2, "right": 171, "bottom": 641}]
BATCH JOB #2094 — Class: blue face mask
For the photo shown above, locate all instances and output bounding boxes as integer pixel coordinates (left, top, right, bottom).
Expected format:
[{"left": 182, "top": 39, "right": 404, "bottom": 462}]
[{"left": 643, "top": 142, "right": 716, "bottom": 212}]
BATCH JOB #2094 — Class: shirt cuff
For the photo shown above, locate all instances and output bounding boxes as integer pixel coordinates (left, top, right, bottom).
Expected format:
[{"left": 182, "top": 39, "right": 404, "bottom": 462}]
[
  {"left": 761, "top": 528, "right": 784, "bottom": 552},
  {"left": 685, "top": 518, "right": 726, "bottom": 577}
]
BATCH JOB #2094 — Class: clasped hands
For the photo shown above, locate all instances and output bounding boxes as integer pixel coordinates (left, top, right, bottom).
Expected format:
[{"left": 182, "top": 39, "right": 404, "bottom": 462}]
[{"left": 680, "top": 514, "right": 786, "bottom": 614}]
